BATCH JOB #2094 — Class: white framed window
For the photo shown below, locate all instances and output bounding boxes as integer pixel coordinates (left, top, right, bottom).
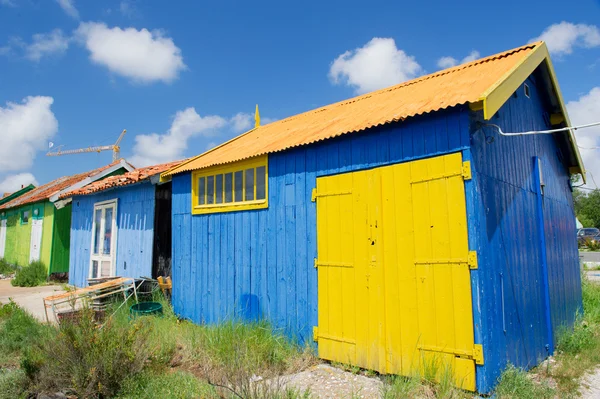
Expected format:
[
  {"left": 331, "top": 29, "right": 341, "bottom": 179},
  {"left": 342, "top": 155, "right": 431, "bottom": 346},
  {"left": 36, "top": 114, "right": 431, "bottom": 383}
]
[{"left": 89, "top": 199, "right": 118, "bottom": 279}]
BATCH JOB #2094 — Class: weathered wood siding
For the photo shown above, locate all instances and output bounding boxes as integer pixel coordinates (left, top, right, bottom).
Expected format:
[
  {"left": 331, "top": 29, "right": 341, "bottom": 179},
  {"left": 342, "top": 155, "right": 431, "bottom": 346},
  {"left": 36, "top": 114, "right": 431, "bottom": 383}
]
[
  {"left": 469, "top": 74, "right": 581, "bottom": 392},
  {"left": 171, "top": 107, "right": 471, "bottom": 342},
  {"left": 69, "top": 183, "right": 156, "bottom": 287}
]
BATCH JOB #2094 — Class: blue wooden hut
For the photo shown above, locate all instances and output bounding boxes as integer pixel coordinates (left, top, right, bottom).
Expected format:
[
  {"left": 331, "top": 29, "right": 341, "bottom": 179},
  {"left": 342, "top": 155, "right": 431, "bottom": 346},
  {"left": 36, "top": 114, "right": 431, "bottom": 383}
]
[
  {"left": 162, "top": 42, "right": 584, "bottom": 393},
  {"left": 64, "top": 161, "right": 179, "bottom": 287}
]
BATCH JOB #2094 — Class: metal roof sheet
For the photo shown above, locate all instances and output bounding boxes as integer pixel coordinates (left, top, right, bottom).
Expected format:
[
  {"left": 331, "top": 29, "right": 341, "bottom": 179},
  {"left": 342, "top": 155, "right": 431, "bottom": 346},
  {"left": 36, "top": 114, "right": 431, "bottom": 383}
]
[
  {"left": 166, "top": 42, "right": 572, "bottom": 177},
  {"left": 59, "top": 160, "right": 183, "bottom": 199},
  {"left": 0, "top": 160, "right": 133, "bottom": 210}
]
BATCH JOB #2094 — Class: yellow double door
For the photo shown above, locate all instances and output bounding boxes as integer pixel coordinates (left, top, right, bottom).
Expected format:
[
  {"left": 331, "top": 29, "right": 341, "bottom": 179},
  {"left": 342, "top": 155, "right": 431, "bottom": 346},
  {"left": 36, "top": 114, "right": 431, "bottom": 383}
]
[{"left": 315, "top": 152, "right": 478, "bottom": 391}]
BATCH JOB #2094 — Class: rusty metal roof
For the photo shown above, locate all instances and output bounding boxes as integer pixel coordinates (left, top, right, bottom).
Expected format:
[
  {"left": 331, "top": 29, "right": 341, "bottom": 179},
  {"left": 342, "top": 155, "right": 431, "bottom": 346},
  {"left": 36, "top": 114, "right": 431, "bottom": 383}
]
[
  {"left": 0, "top": 160, "right": 133, "bottom": 210},
  {"left": 163, "top": 41, "right": 584, "bottom": 178},
  {"left": 60, "top": 160, "right": 183, "bottom": 199}
]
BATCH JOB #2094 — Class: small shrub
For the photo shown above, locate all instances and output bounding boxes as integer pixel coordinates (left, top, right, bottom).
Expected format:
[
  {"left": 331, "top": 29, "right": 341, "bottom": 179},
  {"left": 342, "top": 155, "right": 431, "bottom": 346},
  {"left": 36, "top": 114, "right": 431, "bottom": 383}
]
[
  {"left": 585, "top": 238, "right": 600, "bottom": 251},
  {"left": 0, "top": 259, "right": 16, "bottom": 276},
  {"left": 11, "top": 261, "right": 47, "bottom": 287},
  {"left": 495, "top": 365, "right": 555, "bottom": 399},
  {"left": 31, "top": 307, "right": 153, "bottom": 398}
]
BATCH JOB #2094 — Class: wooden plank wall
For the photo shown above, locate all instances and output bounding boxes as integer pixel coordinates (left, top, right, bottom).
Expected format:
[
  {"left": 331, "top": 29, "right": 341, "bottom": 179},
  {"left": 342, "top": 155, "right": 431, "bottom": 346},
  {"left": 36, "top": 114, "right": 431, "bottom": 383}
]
[
  {"left": 469, "top": 73, "right": 581, "bottom": 393},
  {"left": 171, "top": 106, "right": 471, "bottom": 342},
  {"left": 69, "top": 183, "right": 156, "bottom": 287}
]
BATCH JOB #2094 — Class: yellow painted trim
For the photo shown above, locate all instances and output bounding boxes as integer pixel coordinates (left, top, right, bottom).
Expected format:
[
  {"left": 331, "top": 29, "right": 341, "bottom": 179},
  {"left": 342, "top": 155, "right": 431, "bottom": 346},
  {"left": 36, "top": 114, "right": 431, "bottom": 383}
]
[
  {"left": 473, "top": 344, "right": 484, "bottom": 365},
  {"left": 468, "top": 101, "right": 483, "bottom": 112},
  {"left": 191, "top": 155, "right": 268, "bottom": 215},
  {"left": 478, "top": 42, "right": 585, "bottom": 179},
  {"left": 468, "top": 251, "right": 478, "bottom": 270},
  {"left": 462, "top": 161, "right": 472, "bottom": 180}
]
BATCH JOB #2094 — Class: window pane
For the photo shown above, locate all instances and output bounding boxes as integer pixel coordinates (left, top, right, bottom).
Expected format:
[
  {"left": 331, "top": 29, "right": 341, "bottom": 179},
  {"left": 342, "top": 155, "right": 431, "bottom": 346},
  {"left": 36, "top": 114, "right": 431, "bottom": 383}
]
[
  {"left": 256, "top": 166, "right": 266, "bottom": 200},
  {"left": 198, "top": 177, "right": 206, "bottom": 205},
  {"left": 101, "top": 261, "right": 111, "bottom": 277},
  {"left": 207, "top": 175, "right": 214, "bottom": 204},
  {"left": 103, "top": 208, "right": 113, "bottom": 255},
  {"left": 215, "top": 174, "right": 223, "bottom": 204},
  {"left": 22, "top": 211, "right": 29, "bottom": 223},
  {"left": 245, "top": 168, "right": 254, "bottom": 201},
  {"left": 225, "top": 173, "right": 233, "bottom": 203},
  {"left": 93, "top": 209, "right": 101, "bottom": 255},
  {"left": 234, "top": 171, "right": 243, "bottom": 202},
  {"left": 91, "top": 260, "right": 99, "bottom": 278}
]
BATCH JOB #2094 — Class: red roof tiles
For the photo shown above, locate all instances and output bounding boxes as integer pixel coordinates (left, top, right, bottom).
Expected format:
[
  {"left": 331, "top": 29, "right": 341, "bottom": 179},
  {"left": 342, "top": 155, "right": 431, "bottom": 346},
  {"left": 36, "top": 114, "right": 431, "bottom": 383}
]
[
  {"left": 0, "top": 160, "right": 132, "bottom": 210},
  {"left": 59, "top": 160, "right": 182, "bottom": 199}
]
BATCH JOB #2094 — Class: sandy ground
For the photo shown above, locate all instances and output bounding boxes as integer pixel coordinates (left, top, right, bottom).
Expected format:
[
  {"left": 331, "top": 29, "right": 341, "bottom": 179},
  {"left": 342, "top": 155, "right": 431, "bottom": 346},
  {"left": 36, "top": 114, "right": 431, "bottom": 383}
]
[
  {"left": 580, "top": 367, "right": 600, "bottom": 398},
  {"left": 0, "top": 279, "right": 65, "bottom": 323},
  {"left": 281, "top": 364, "right": 383, "bottom": 399}
]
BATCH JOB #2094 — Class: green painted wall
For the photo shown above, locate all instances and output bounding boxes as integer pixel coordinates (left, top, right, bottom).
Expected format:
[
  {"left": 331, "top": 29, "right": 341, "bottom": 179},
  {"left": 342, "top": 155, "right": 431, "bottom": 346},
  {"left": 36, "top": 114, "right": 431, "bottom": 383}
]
[
  {"left": 4, "top": 205, "right": 33, "bottom": 266},
  {"left": 41, "top": 202, "right": 54, "bottom": 268},
  {"left": 50, "top": 204, "right": 71, "bottom": 273}
]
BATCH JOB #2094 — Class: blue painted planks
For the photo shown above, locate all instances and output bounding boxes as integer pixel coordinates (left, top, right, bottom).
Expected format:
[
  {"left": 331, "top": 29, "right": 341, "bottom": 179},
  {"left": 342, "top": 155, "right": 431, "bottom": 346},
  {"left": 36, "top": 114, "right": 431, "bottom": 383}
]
[
  {"left": 68, "top": 183, "right": 156, "bottom": 288},
  {"left": 470, "top": 75, "right": 581, "bottom": 393},
  {"left": 171, "top": 106, "right": 471, "bottom": 342}
]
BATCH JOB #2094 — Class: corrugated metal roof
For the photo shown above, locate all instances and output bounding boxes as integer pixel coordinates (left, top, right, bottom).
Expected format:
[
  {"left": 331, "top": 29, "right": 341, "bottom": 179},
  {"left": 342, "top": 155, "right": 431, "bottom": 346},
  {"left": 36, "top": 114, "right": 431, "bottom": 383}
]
[
  {"left": 165, "top": 42, "right": 558, "bottom": 177},
  {"left": 0, "top": 160, "right": 132, "bottom": 210},
  {"left": 59, "top": 160, "right": 183, "bottom": 199}
]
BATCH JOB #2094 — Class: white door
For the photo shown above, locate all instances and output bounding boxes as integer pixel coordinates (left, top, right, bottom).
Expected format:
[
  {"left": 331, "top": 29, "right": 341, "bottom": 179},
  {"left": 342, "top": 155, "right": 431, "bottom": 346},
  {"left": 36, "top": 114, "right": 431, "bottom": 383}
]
[
  {"left": 89, "top": 201, "right": 117, "bottom": 279},
  {"left": 0, "top": 219, "right": 7, "bottom": 259},
  {"left": 29, "top": 219, "right": 43, "bottom": 263}
]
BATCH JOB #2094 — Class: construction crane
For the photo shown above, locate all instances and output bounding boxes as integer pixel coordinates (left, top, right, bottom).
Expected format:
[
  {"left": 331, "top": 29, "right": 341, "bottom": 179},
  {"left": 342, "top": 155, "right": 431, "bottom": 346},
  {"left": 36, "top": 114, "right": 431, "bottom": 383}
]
[{"left": 46, "top": 129, "right": 127, "bottom": 162}]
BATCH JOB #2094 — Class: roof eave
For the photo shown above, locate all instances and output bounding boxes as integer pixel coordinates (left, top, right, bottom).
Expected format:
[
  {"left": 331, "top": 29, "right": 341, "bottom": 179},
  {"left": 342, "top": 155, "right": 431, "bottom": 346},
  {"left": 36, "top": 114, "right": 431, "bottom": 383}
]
[
  {"left": 478, "top": 42, "right": 585, "bottom": 181},
  {"left": 49, "top": 159, "right": 135, "bottom": 203}
]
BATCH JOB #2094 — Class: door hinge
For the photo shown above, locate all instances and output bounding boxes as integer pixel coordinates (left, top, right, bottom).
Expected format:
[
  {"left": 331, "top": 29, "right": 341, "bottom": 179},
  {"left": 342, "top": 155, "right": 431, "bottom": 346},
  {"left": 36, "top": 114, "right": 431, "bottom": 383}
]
[
  {"left": 314, "top": 258, "right": 318, "bottom": 268},
  {"left": 313, "top": 326, "right": 319, "bottom": 342},
  {"left": 462, "top": 161, "right": 472, "bottom": 180},
  {"left": 468, "top": 251, "right": 478, "bottom": 270},
  {"left": 311, "top": 188, "right": 317, "bottom": 202},
  {"left": 473, "top": 344, "right": 484, "bottom": 365}
]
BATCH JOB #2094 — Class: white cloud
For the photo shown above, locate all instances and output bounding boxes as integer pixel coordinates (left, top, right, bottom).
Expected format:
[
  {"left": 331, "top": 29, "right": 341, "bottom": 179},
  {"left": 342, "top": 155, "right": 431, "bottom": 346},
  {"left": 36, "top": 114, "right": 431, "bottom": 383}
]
[
  {"left": 0, "top": 173, "right": 38, "bottom": 195},
  {"left": 230, "top": 112, "right": 253, "bottom": 133},
  {"left": 75, "top": 22, "right": 186, "bottom": 84},
  {"left": 0, "top": 96, "right": 58, "bottom": 173},
  {"left": 0, "top": 0, "right": 16, "bottom": 6},
  {"left": 329, "top": 37, "right": 422, "bottom": 94},
  {"left": 25, "top": 29, "right": 69, "bottom": 61},
  {"left": 130, "top": 107, "right": 227, "bottom": 166},
  {"left": 567, "top": 87, "right": 600, "bottom": 188},
  {"left": 530, "top": 22, "right": 600, "bottom": 56},
  {"left": 119, "top": 0, "right": 138, "bottom": 17},
  {"left": 56, "top": 0, "right": 79, "bottom": 19},
  {"left": 436, "top": 50, "right": 480, "bottom": 69}
]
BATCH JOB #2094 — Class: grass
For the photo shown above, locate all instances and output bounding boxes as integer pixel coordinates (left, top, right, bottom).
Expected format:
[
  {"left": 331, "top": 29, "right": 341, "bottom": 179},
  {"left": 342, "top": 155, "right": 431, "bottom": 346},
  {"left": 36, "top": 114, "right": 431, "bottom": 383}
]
[
  {"left": 11, "top": 261, "right": 47, "bottom": 287},
  {"left": 495, "top": 365, "right": 555, "bottom": 399},
  {"left": 494, "top": 276, "right": 600, "bottom": 398},
  {"left": 0, "top": 258, "right": 16, "bottom": 276},
  {"left": 0, "top": 292, "right": 314, "bottom": 399}
]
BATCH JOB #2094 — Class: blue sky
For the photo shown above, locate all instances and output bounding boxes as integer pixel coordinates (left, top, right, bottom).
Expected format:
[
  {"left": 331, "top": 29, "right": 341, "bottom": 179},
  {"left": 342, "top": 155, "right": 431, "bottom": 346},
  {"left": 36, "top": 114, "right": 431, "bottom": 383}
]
[{"left": 0, "top": 0, "right": 600, "bottom": 194}]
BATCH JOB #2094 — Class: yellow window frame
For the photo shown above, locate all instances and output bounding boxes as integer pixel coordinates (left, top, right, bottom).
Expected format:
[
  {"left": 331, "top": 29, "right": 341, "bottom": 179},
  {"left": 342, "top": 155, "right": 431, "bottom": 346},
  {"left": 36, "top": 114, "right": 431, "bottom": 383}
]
[{"left": 191, "top": 155, "right": 268, "bottom": 215}]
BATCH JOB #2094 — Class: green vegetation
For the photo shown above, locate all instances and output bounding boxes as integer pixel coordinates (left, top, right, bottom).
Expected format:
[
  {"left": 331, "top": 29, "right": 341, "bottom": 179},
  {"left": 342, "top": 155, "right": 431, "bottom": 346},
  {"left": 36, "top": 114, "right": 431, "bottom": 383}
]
[
  {"left": 0, "top": 258, "right": 16, "bottom": 276},
  {"left": 11, "top": 261, "right": 47, "bottom": 287},
  {"left": 495, "top": 365, "right": 555, "bottom": 399},
  {"left": 574, "top": 188, "right": 600, "bottom": 229},
  {"left": 0, "top": 294, "right": 313, "bottom": 399}
]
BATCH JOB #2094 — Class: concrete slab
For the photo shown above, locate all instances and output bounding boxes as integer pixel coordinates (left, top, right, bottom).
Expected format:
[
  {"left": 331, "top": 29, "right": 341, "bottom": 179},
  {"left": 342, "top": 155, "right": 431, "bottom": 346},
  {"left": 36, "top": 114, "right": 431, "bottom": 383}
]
[
  {"left": 581, "top": 251, "right": 600, "bottom": 263},
  {"left": 0, "top": 279, "right": 65, "bottom": 323}
]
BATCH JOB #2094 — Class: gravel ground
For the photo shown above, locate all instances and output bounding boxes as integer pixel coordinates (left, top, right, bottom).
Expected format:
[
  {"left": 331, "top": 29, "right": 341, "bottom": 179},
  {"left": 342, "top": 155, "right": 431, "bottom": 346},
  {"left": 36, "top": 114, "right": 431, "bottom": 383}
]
[
  {"left": 580, "top": 367, "right": 600, "bottom": 398},
  {"left": 280, "top": 364, "right": 383, "bottom": 399}
]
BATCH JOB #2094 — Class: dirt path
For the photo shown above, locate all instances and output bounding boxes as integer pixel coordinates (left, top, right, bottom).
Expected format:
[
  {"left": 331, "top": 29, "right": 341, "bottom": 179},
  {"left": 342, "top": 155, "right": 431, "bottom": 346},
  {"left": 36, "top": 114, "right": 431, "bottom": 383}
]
[
  {"left": 580, "top": 367, "right": 600, "bottom": 398},
  {"left": 0, "top": 279, "right": 65, "bottom": 322}
]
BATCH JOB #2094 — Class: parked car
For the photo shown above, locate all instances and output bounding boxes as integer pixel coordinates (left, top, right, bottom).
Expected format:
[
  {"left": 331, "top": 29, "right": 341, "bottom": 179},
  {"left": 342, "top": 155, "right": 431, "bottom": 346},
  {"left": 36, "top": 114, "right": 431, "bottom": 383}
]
[{"left": 578, "top": 228, "right": 600, "bottom": 244}]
